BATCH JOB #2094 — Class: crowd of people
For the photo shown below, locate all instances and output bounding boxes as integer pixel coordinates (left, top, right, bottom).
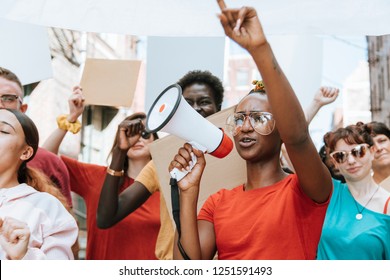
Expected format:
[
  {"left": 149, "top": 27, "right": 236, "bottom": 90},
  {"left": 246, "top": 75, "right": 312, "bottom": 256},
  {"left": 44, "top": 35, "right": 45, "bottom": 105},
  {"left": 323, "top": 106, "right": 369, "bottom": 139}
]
[{"left": 0, "top": 1, "right": 389, "bottom": 260}]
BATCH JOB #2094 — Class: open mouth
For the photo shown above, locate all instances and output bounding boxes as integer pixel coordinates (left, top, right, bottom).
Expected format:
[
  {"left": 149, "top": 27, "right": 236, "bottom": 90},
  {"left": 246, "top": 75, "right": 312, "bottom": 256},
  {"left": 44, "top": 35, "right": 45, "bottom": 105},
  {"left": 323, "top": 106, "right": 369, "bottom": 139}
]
[{"left": 239, "top": 137, "right": 256, "bottom": 147}]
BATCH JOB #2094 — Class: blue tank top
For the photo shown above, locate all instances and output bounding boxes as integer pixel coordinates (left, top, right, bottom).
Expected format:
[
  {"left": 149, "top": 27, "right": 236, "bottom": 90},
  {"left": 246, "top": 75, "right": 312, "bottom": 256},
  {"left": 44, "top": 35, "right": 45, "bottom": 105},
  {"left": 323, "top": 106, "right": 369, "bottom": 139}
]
[{"left": 317, "top": 179, "right": 390, "bottom": 260}]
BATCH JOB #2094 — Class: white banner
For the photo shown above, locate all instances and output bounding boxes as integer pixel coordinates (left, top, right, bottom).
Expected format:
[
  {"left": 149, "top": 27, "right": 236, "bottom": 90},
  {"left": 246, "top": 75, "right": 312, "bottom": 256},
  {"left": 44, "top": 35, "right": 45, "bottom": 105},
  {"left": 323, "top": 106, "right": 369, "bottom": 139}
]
[
  {"left": 0, "top": 18, "right": 52, "bottom": 85},
  {"left": 0, "top": 0, "right": 389, "bottom": 36}
]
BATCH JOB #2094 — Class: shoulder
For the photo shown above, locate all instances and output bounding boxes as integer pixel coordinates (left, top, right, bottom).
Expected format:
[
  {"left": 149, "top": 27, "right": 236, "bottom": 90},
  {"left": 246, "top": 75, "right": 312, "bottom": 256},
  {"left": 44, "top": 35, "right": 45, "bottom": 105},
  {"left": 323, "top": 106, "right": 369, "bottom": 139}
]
[
  {"left": 206, "top": 185, "right": 243, "bottom": 203},
  {"left": 30, "top": 148, "right": 63, "bottom": 167},
  {"left": 136, "top": 160, "right": 159, "bottom": 192}
]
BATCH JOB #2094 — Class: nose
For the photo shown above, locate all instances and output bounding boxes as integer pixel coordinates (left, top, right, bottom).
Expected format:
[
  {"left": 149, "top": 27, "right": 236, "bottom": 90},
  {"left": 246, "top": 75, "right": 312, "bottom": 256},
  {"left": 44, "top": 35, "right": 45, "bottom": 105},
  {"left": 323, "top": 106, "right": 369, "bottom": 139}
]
[
  {"left": 192, "top": 102, "right": 201, "bottom": 112},
  {"left": 373, "top": 142, "right": 383, "bottom": 153},
  {"left": 346, "top": 153, "right": 356, "bottom": 164},
  {"left": 240, "top": 116, "right": 254, "bottom": 132}
]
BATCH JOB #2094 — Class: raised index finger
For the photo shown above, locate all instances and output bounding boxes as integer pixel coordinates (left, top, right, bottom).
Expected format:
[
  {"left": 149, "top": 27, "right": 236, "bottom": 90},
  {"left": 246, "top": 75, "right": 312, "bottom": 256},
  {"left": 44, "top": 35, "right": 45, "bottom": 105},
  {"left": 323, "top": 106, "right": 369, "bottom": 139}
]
[{"left": 217, "top": 0, "right": 227, "bottom": 11}]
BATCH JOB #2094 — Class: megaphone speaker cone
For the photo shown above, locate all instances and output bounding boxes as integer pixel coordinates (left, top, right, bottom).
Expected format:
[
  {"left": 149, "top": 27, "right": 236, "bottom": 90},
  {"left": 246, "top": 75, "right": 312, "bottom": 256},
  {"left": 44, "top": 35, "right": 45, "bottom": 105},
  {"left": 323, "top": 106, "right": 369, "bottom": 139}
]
[
  {"left": 146, "top": 84, "right": 182, "bottom": 133},
  {"left": 209, "top": 130, "right": 233, "bottom": 158}
]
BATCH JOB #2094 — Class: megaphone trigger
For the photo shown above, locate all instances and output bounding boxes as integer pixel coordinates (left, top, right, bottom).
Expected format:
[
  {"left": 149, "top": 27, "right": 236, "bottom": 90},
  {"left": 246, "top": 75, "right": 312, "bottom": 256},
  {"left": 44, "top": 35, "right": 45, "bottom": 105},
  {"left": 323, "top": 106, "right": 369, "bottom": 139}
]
[{"left": 170, "top": 152, "right": 198, "bottom": 182}]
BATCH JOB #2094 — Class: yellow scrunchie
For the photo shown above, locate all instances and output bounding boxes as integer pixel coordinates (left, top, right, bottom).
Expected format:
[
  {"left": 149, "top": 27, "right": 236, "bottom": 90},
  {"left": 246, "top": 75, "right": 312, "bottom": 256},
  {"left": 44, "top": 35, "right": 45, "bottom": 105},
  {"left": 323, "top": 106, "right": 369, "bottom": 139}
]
[{"left": 57, "top": 114, "right": 81, "bottom": 134}]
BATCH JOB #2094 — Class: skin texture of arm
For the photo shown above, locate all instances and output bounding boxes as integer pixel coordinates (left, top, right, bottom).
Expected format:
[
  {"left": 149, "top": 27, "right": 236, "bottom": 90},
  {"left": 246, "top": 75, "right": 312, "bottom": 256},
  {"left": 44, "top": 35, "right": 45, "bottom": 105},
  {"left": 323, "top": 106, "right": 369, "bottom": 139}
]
[
  {"left": 96, "top": 118, "right": 152, "bottom": 228},
  {"left": 282, "top": 86, "right": 339, "bottom": 173}
]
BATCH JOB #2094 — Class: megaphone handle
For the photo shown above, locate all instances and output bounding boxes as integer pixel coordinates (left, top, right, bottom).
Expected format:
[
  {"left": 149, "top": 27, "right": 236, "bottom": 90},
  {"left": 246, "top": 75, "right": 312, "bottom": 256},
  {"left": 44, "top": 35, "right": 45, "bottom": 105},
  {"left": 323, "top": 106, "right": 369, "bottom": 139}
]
[
  {"left": 170, "top": 153, "right": 197, "bottom": 182},
  {"left": 169, "top": 142, "right": 205, "bottom": 182}
]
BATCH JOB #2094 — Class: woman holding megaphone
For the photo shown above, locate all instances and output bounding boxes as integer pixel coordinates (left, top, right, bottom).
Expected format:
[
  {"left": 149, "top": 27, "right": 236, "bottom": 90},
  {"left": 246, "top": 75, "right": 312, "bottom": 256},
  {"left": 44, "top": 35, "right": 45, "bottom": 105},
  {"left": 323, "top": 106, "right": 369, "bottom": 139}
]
[
  {"left": 97, "top": 70, "right": 225, "bottom": 260},
  {"left": 169, "top": 2, "right": 332, "bottom": 260}
]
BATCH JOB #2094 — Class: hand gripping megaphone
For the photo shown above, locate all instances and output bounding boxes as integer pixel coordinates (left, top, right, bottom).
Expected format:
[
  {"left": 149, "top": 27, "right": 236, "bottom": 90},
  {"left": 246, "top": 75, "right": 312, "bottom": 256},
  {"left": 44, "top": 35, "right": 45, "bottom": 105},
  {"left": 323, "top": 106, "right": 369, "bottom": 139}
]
[{"left": 145, "top": 84, "right": 233, "bottom": 181}]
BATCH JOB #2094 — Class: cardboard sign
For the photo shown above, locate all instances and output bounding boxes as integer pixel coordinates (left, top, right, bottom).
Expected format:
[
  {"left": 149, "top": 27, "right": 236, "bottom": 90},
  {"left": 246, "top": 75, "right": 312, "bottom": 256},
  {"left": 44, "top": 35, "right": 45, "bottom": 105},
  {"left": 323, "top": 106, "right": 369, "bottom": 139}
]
[
  {"left": 80, "top": 58, "right": 141, "bottom": 107},
  {"left": 149, "top": 106, "right": 246, "bottom": 222}
]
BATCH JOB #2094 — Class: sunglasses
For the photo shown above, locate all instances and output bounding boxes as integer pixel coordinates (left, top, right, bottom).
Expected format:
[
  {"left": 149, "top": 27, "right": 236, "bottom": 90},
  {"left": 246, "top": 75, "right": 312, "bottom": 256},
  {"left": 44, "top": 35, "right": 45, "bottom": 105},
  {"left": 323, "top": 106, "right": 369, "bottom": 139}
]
[
  {"left": 330, "top": 144, "right": 370, "bottom": 164},
  {"left": 140, "top": 130, "right": 152, "bottom": 139},
  {"left": 226, "top": 111, "right": 275, "bottom": 136}
]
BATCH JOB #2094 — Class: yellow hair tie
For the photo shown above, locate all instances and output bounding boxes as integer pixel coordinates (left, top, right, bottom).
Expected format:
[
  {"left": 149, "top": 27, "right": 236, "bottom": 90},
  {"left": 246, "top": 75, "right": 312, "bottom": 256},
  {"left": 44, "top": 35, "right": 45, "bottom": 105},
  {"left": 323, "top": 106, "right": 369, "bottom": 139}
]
[
  {"left": 57, "top": 114, "right": 81, "bottom": 134},
  {"left": 252, "top": 80, "right": 265, "bottom": 92}
]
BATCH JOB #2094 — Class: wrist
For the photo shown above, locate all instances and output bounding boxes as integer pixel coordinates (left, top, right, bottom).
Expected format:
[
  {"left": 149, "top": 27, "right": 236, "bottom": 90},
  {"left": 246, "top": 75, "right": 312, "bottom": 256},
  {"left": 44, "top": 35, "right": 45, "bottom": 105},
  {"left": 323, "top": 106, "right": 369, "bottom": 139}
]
[
  {"left": 57, "top": 114, "right": 81, "bottom": 134},
  {"left": 67, "top": 114, "right": 78, "bottom": 123},
  {"left": 106, "top": 167, "right": 124, "bottom": 177}
]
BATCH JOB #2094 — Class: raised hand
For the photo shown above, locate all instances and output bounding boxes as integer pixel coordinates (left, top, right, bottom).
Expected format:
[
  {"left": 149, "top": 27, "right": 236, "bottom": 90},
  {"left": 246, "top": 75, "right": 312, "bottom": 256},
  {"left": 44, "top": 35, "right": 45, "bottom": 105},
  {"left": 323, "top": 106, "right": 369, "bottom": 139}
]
[
  {"left": 67, "top": 85, "right": 85, "bottom": 122},
  {"left": 116, "top": 118, "right": 145, "bottom": 151},
  {"left": 169, "top": 143, "right": 206, "bottom": 193},
  {"left": 313, "top": 86, "right": 339, "bottom": 107},
  {"left": 0, "top": 217, "right": 30, "bottom": 260},
  {"left": 217, "top": 0, "right": 266, "bottom": 53}
]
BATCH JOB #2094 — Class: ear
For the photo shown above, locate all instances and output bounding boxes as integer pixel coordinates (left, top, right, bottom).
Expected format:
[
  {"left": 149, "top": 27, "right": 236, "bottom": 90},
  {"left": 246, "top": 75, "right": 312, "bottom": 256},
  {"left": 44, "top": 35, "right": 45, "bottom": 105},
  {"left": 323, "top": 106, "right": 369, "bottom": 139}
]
[
  {"left": 20, "top": 103, "right": 28, "bottom": 113},
  {"left": 20, "top": 146, "right": 34, "bottom": 161}
]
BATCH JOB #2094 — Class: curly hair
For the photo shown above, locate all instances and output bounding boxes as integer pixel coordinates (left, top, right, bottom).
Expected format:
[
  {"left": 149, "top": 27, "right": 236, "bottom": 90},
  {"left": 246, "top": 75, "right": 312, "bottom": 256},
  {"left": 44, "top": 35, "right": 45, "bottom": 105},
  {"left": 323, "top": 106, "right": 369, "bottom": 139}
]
[
  {"left": 324, "top": 122, "right": 374, "bottom": 153},
  {"left": 177, "top": 70, "right": 224, "bottom": 111}
]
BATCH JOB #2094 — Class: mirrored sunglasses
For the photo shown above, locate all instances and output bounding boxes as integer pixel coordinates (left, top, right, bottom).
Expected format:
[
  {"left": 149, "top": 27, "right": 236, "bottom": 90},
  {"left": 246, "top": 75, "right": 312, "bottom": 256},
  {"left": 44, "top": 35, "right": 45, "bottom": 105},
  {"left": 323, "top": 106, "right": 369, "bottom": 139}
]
[
  {"left": 330, "top": 144, "right": 369, "bottom": 164},
  {"left": 226, "top": 111, "right": 275, "bottom": 136}
]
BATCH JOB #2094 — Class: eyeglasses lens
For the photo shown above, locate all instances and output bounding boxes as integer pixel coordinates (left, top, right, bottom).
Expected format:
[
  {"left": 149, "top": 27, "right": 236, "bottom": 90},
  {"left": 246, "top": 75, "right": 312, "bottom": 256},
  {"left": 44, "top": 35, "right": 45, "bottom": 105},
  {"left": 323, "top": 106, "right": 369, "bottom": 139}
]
[
  {"left": 226, "top": 112, "right": 275, "bottom": 136},
  {"left": 141, "top": 131, "right": 151, "bottom": 139},
  {"left": 331, "top": 145, "right": 367, "bottom": 163}
]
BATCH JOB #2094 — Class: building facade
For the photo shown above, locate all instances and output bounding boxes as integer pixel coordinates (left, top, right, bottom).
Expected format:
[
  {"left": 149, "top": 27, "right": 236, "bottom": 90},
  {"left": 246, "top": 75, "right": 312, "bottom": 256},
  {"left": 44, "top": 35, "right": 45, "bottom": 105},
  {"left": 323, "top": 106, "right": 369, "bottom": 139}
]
[{"left": 367, "top": 35, "right": 390, "bottom": 126}]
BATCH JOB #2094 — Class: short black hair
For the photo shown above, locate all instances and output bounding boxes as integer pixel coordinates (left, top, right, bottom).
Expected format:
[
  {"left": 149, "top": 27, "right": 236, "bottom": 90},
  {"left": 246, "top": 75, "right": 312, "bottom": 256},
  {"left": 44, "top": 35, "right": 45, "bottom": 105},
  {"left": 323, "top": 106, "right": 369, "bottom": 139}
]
[{"left": 177, "top": 70, "right": 224, "bottom": 111}]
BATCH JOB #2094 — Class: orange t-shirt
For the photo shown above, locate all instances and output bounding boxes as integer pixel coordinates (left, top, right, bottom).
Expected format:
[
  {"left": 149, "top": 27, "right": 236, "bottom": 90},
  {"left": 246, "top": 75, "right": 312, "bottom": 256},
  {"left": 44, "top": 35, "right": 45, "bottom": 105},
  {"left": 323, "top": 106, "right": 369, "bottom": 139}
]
[
  {"left": 198, "top": 174, "right": 328, "bottom": 260},
  {"left": 62, "top": 156, "right": 160, "bottom": 260}
]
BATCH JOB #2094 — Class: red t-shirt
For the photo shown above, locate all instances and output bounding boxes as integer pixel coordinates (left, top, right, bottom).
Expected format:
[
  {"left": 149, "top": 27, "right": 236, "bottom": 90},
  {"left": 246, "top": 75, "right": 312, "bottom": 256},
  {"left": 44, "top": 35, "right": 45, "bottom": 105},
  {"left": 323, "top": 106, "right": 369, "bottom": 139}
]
[
  {"left": 198, "top": 174, "right": 328, "bottom": 260},
  {"left": 29, "top": 147, "right": 72, "bottom": 207},
  {"left": 61, "top": 156, "right": 160, "bottom": 260}
]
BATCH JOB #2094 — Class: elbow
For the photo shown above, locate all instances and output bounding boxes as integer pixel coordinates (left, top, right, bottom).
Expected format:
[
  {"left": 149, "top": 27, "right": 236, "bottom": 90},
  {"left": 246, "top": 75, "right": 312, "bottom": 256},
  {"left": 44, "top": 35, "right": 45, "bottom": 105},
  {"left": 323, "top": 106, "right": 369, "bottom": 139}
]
[{"left": 96, "top": 215, "right": 114, "bottom": 229}]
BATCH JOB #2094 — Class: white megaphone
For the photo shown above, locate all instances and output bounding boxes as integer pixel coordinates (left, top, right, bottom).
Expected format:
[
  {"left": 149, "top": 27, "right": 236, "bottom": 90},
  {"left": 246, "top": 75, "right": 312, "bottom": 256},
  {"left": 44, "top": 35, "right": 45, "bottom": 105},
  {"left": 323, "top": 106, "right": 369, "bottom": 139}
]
[{"left": 146, "top": 84, "right": 233, "bottom": 181}]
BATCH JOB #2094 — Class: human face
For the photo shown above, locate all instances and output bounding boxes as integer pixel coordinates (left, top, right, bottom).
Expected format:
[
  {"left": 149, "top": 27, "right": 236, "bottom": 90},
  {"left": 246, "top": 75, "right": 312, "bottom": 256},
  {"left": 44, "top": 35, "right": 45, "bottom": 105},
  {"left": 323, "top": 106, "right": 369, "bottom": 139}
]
[
  {"left": 371, "top": 134, "right": 390, "bottom": 171},
  {"left": 0, "top": 110, "right": 33, "bottom": 170},
  {"left": 182, "top": 83, "right": 218, "bottom": 118},
  {"left": 331, "top": 139, "right": 373, "bottom": 182},
  {"left": 126, "top": 119, "right": 154, "bottom": 160},
  {"left": 233, "top": 94, "right": 280, "bottom": 162},
  {"left": 0, "top": 77, "right": 25, "bottom": 112}
]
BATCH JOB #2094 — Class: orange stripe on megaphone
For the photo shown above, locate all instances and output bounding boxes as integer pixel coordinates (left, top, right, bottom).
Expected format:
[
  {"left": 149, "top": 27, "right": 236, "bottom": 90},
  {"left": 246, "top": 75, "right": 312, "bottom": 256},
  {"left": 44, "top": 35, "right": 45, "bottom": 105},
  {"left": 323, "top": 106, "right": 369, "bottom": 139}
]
[
  {"left": 209, "top": 131, "right": 233, "bottom": 158},
  {"left": 159, "top": 103, "right": 166, "bottom": 113}
]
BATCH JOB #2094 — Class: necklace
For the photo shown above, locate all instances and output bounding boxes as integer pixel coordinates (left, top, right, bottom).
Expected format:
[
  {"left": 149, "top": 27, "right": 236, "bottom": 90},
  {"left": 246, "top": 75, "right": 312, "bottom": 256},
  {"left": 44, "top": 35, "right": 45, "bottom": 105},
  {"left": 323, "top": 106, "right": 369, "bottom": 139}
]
[{"left": 353, "top": 185, "right": 380, "bottom": 220}]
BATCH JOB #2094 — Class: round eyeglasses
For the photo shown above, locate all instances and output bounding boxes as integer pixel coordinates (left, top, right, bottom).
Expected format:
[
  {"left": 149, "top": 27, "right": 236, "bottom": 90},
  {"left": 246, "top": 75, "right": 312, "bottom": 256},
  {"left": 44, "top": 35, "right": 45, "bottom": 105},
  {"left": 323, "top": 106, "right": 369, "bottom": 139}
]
[{"left": 226, "top": 111, "right": 276, "bottom": 136}]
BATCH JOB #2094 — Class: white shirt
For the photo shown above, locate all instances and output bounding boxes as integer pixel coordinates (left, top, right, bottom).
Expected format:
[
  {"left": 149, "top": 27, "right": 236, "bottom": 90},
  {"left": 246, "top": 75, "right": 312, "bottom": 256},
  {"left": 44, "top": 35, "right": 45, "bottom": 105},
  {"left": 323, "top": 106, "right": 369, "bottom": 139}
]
[{"left": 0, "top": 183, "right": 78, "bottom": 259}]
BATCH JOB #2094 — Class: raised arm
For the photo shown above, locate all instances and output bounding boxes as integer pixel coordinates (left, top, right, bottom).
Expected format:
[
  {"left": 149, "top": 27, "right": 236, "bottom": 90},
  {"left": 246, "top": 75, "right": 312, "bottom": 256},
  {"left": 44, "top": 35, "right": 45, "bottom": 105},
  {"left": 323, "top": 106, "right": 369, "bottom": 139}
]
[
  {"left": 281, "top": 86, "right": 339, "bottom": 173},
  {"left": 97, "top": 119, "right": 152, "bottom": 228},
  {"left": 218, "top": 3, "right": 332, "bottom": 202},
  {"left": 305, "top": 86, "right": 339, "bottom": 124},
  {"left": 42, "top": 86, "right": 84, "bottom": 154}
]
